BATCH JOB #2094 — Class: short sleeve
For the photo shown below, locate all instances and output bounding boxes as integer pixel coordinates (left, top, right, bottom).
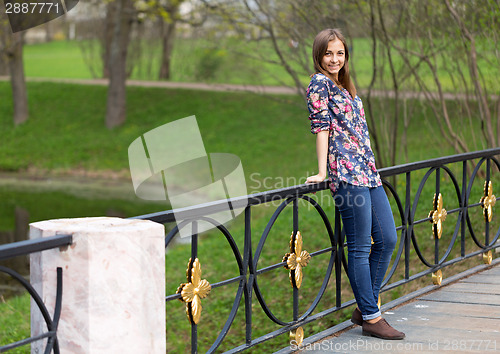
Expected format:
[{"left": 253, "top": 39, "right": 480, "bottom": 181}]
[{"left": 307, "top": 78, "right": 332, "bottom": 134}]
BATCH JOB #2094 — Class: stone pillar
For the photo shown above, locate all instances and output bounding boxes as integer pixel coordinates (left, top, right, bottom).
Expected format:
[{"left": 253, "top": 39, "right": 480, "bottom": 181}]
[{"left": 30, "top": 217, "right": 165, "bottom": 354}]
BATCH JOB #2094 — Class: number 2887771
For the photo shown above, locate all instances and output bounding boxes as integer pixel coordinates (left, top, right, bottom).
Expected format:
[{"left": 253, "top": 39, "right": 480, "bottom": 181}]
[{"left": 5, "top": 2, "right": 62, "bottom": 14}]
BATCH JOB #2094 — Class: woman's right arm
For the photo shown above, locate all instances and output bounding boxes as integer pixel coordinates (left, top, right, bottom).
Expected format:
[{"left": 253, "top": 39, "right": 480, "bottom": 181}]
[
  {"left": 306, "top": 130, "right": 329, "bottom": 183},
  {"left": 306, "top": 77, "right": 331, "bottom": 184}
]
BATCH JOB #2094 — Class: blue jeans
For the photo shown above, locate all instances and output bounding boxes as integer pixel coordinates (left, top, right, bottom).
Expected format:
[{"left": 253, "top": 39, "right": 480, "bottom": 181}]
[{"left": 334, "top": 182, "right": 397, "bottom": 320}]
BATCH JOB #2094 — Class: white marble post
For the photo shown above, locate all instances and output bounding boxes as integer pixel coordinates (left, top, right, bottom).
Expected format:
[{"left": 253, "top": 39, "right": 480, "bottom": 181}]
[{"left": 29, "top": 217, "right": 165, "bottom": 354}]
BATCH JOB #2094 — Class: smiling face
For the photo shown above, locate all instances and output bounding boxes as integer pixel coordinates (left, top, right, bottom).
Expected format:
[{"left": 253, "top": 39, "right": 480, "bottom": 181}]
[{"left": 321, "top": 39, "right": 345, "bottom": 80}]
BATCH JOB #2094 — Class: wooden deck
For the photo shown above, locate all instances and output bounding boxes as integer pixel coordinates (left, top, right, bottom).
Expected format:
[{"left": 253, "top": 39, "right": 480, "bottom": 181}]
[{"left": 277, "top": 258, "right": 500, "bottom": 353}]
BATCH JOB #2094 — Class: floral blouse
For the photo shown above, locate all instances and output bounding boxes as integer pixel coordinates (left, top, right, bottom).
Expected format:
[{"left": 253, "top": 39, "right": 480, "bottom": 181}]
[{"left": 307, "top": 73, "right": 382, "bottom": 194}]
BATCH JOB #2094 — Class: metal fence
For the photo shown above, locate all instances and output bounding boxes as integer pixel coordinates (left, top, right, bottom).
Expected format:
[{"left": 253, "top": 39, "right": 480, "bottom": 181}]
[
  {"left": 0, "top": 148, "right": 498, "bottom": 353},
  {"left": 0, "top": 235, "right": 72, "bottom": 353},
  {"left": 136, "top": 147, "right": 500, "bottom": 353}
]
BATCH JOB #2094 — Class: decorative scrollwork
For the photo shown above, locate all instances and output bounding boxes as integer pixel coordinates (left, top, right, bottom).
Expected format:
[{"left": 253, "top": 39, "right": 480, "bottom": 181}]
[
  {"left": 432, "top": 269, "right": 442, "bottom": 286},
  {"left": 176, "top": 258, "right": 211, "bottom": 324},
  {"left": 483, "top": 250, "right": 492, "bottom": 265},
  {"left": 283, "top": 231, "right": 311, "bottom": 289},
  {"left": 290, "top": 327, "right": 304, "bottom": 345},
  {"left": 428, "top": 193, "right": 447, "bottom": 239},
  {"left": 480, "top": 181, "right": 496, "bottom": 222}
]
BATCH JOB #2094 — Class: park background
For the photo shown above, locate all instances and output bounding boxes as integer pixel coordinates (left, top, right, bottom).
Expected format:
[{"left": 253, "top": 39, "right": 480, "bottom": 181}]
[{"left": 0, "top": 0, "right": 499, "bottom": 352}]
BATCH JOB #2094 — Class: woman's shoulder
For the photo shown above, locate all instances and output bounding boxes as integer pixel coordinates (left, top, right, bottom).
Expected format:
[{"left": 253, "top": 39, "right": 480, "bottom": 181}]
[
  {"left": 309, "top": 73, "right": 331, "bottom": 86},
  {"left": 308, "top": 73, "right": 339, "bottom": 94}
]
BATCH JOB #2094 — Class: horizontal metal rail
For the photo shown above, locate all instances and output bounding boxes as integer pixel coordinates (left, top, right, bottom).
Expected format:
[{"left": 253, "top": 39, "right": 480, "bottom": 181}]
[
  {"left": 0, "top": 234, "right": 73, "bottom": 262},
  {"left": 133, "top": 147, "right": 500, "bottom": 223}
]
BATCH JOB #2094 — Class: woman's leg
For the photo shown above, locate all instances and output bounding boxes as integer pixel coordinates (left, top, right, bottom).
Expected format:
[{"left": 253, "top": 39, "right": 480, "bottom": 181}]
[
  {"left": 369, "top": 186, "right": 398, "bottom": 306},
  {"left": 336, "top": 183, "right": 405, "bottom": 339},
  {"left": 334, "top": 182, "right": 381, "bottom": 321}
]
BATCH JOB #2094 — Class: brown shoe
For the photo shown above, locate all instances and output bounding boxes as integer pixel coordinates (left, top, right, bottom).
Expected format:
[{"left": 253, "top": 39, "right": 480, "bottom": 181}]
[
  {"left": 362, "top": 318, "right": 405, "bottom": 340},
  {"left": 351, "top": 308, "right": 363, "bottom": 325}
]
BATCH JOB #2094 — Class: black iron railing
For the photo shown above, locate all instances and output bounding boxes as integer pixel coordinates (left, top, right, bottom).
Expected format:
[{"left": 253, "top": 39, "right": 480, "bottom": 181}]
[
  {"left": 0, "top": 235, "right": 72, "bottom": 354},
  {"left": 0, "top": 149, "right": 497, "bottom": 353},
  {"left": 136, "top": 147, "right": 500, "bottom": 353}
]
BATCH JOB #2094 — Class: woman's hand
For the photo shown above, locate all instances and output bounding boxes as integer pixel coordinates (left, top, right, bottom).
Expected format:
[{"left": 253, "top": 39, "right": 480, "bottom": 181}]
[{"left": 306, "top": 173, "right": 326, "bottom": 184}]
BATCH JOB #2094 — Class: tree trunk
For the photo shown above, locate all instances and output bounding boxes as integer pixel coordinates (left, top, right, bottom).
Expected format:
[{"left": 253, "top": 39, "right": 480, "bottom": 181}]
[
  {"left": 45, "top": 22, "right": 53, "bottom": 42},
  {"left": 105, "top": 0, "right": 134, "bottom": 129},
  {"left": 0, "top": 51, "right": 7, "bottom": 76},
  {"left": 14, "top": 207, "right": 30, "bottom": 242},
  {"left": 7, "top": 32, "right": 29, "bottom": 125},
  {"left": 102, "top": 1, "right": 116, "bottom": 79},
  {"left": 0, "top": 18, "right": 10, "bottom": 76},
  {"left": 158, "top": 16, "right": 177, "bottom": 80}
]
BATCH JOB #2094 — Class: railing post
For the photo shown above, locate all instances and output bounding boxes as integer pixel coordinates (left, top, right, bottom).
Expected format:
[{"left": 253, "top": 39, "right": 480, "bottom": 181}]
[
  {"left": 292, "top": 198, "right": 299, "bottom": 322},
  {"left": 334, "top": 206, "right": 342, "bottom": 308},
  {"left": 404, "top": 172, "right": 412, "bottom": 280},
  {"left": 29, "top": 217, "right": 166, "bottom": 353},
  {"left": 243, "top": 206, "right": 253, "bottom": 345},
  {"left": 191, "top": 221, "right": 199, "bottom": 354},
  {"left": 485, "top": 159, "right": 491, "bottom": 246},
  {"left": 434, "top": 168, "right": 441, "bottom": 265},
  {"left": 461, "top": 161, "right": 467, "bottom": 257}
]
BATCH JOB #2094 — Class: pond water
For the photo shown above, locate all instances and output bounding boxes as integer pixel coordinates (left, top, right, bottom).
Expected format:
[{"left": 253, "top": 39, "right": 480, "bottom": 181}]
[{"left": 0, "top": 173, "right": 170, "bottom": 298}]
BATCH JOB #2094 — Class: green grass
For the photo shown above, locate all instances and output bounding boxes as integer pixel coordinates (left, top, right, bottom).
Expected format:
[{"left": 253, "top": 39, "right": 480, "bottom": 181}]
[
  {"left": 0, "top": 81, "right": 498, "bottom": 352},
  {"left": 22, "top": 37, "right": 500, "bottom": 93},
  {"left": 0, "top": 81, "right": 311, "bottom": 177},
  {"left": 0, "top": 293, "right": 30, "bottom": 353},
  {"left": 22, "top": 38, "right": 307, "bottom": 86},
  {"left": 0, "top": 81, "right": 488, "bottom": 177},
  {"left": 24, "top": 41, "right": 91, "bottom": 79}
]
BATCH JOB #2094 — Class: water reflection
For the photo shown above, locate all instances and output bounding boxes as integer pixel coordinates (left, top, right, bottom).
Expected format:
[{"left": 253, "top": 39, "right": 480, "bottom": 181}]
[
  {"left": 0, "top": 207, "right": 30, "bottom": 299},
  {"left": 0, "top": 177, "right": 169, "bottom": 299}
]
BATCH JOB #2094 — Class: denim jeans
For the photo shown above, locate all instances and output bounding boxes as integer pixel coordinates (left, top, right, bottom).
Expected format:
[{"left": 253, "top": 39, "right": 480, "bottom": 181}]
[{"left": 333, "top": 182, "right": 398, "bottom": 320}]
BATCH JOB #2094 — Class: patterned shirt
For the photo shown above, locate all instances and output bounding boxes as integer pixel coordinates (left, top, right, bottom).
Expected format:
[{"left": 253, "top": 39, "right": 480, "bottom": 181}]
[{"left": 307, "top": 73, "right": 382, "bottom": 193}]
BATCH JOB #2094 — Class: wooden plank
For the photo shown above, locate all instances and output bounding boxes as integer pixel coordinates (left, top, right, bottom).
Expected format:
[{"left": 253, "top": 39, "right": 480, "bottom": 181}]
[
  {"left": 480, "top": 266, "right": 500, "bottom": 276},
  {"left": 302, "top": 324, "right": 500, "bottom": 354},
  {"left": 395, "top": 300, "right": 500, "bottom": 319},
  {"left": 441, "top": 281, "right": 500, "bottom": 295},
  {"left": 301, "top": 303, "right": 500, "bottom": 354},
  {"left": 383, "top": 304, "right": 500, "bottom": 332},
  {"left": 460, "top": 274, "right": 500, "bottom": 284},
  {"left": 420, "top": 290, "right": 500, "bottom": 306},
  {"left": 295, "top": 265, "right": 500, "bottom": 353}
]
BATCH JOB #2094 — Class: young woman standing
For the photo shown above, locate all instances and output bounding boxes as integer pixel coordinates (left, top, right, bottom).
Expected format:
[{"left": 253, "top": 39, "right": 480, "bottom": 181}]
[{"left": 305, "top": 28, "right": 405, "bottom": 340}]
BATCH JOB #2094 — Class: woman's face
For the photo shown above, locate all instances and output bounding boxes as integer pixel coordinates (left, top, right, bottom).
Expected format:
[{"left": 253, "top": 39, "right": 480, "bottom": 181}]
[{"left": 321, "top": 39, "right": 345, "bottom": 80}]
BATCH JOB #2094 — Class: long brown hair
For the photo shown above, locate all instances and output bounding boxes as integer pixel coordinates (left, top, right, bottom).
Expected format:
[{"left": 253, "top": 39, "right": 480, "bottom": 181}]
[{"left": 312, "top": 28, "right": 357, "bottom": 98}]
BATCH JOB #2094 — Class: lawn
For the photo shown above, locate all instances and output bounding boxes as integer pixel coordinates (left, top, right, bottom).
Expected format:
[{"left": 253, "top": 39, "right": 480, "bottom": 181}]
[
  {"left": 0, "top": 80, "right": 486, "bottom": 176},
  {"left": 22, "top": 38, "right": 303, "bottom": 86},
  {"left": 22, "top": 37, "right": 500, "bottom": 93}
]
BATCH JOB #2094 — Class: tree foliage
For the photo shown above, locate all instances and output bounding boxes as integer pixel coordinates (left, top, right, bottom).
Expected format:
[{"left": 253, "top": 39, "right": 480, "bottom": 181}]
[
  {"left": 360, "top": 0, "right": 500, "bottom": 155},
  {"left": 201, "top": 0, "right": 499, "bottom": 166}
]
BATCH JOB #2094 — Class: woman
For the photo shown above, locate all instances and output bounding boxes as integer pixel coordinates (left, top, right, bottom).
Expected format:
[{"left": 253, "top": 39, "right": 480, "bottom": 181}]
[{"left": 305, "top": 28, "right": 405, "bottom": 340}]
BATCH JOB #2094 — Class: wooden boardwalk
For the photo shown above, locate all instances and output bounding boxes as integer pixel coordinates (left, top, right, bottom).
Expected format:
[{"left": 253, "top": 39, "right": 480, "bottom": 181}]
[{"left": 277, "top": 259, "right": 500, "bottom": 353}]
